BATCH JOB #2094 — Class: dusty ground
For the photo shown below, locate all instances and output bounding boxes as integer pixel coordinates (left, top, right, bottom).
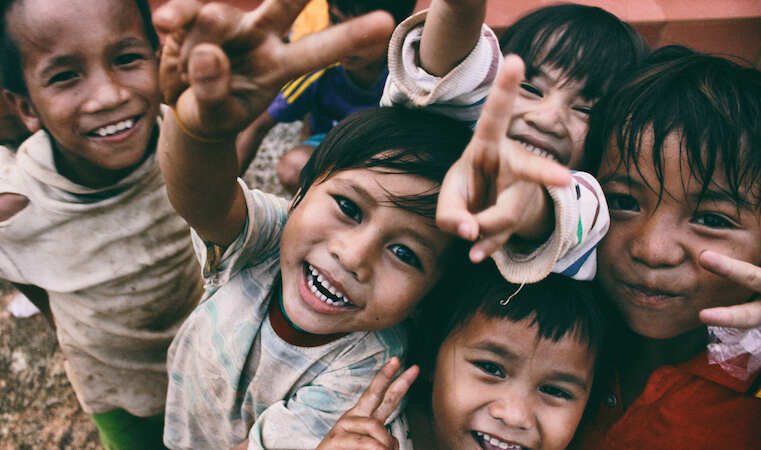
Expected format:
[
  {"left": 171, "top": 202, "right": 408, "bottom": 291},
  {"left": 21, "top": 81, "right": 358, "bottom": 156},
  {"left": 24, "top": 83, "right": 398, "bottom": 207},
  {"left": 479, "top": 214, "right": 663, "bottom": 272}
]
[{"left": 0, "top": 122, "right": 300, "bottom": 449}]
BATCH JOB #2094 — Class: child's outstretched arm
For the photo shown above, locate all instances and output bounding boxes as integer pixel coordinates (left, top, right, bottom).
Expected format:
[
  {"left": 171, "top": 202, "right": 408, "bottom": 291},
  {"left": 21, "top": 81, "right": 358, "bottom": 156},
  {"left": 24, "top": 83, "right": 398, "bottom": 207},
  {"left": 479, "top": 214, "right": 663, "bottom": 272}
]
[
  {"left": 419, "top": 0, "right": 486, "bottom": 76},
  {"left": 436, "top": 56, "right": 570, "bottom": 261},
  {"left": 153, "top": 0, "right": 395, "bottom": 246},
  {"left": 317, "top": 358, "right": 419, "bottom": 450},
  {"left": 700, "top": 251, "right": 761, "bottom": 329},
  {"left": 437, "top": 56, "right": 608, "bottom": 283}
]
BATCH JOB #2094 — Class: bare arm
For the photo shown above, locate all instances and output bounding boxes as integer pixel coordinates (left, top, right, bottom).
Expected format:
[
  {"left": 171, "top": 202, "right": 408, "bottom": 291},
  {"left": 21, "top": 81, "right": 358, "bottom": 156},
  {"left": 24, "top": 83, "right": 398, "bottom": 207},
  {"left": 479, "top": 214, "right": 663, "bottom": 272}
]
[
  {"left": 419, "top": 0, "right": 486, "bottom": 76},
  {"left": 153, "top": 0, "right": 394, "bottom": 246}
]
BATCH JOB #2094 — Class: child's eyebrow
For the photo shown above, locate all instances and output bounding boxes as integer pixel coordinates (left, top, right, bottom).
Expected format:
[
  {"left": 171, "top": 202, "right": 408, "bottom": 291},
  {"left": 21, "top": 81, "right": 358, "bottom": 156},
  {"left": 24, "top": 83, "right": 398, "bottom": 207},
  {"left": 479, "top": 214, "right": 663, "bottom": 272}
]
[
  {"left": 113, "top": 37, "right": 153, "bottom": 52},
  {"left": 688, "top": 188, "right": 751, "bottom": 209},
  {"left": 598, "top": 173, "right": 637, "bottom": 187},
  {"left": 39, "top": 55, "right": 79, "bottom": 79},
  {"left": 548, "top": 370, "right": 590, "bottom": 391},
  {"left": 470, "top": 339, "right": 520, "bottom": 361}
]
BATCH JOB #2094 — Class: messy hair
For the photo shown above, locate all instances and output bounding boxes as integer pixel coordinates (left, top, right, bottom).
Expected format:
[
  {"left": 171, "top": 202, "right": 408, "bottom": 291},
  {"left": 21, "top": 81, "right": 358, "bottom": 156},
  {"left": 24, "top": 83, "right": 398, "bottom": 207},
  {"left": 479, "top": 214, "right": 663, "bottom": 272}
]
[
  {"left": 293, "top": 106, "right": 472, "bottom": 221},
  {"left": 0, "top": 0, "right": 159, "bottom": 94},
  {"left": 410, "top": 259, "right": 613, "bottom": 422},
  {"left": 500, "top": 3, "right": 647, "bottom": 105},
  {"left": 328, "top": 0, "right": 416, "bottom": 26},
  {"left": 585, "top": 45, "right": 761, "bottom": 207}
]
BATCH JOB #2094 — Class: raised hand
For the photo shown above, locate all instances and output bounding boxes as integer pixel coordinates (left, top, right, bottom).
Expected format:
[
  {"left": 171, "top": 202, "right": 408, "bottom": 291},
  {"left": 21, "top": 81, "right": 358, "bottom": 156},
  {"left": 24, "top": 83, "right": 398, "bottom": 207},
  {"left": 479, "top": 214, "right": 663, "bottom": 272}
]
[
  {"left": 435, "top": 55, "right": 572, "bottom": 262},
  {"left": 317, "top": 357, "right": 419, "bottom": 450},
  {"left": 153, "top": 0, "right": 395, "bottom": 140},
  {"left": 699, "top": 250, "right": 761, "bottom": 328}
]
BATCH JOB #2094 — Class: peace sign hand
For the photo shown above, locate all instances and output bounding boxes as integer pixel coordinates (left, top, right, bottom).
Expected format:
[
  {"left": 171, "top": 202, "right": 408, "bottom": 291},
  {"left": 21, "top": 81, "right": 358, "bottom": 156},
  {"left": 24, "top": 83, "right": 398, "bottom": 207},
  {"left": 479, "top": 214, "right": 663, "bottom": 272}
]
[
  {"left": 153, "top": 0, "right": 395, "bottom": 141},
  {"left": 317, "top": 357, "right": 419, "bottom": 450},
  {"left": 435, "top": 55, "right": 572, "bottom": 262}
]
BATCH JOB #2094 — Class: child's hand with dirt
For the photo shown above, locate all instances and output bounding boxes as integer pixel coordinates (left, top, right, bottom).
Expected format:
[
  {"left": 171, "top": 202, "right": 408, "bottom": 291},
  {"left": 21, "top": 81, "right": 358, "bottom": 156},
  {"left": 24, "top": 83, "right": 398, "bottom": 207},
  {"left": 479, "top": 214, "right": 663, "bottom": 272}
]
[{"left": 153, "top": 0, "right": 395, "bottom": 141}]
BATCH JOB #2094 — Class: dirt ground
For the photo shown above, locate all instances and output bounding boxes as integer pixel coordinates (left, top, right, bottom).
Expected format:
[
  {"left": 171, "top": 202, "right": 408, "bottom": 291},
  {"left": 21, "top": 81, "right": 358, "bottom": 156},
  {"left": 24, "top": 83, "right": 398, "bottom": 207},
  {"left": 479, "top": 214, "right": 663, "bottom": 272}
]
[{"left": 0, "top": 122, "right": 299, "bottom": 449}]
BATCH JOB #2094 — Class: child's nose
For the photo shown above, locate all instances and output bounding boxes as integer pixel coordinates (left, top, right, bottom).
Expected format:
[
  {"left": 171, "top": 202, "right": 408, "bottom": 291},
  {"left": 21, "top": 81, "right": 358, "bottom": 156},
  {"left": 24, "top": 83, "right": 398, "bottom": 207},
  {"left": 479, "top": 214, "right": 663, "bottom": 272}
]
[
  {"left": 328, "top": 227, "right": 378, "bottom": 282},
  {"left": 630, "top": 216, "right": 686, "bottom": 268},
  {"left": 525, "top": 96, "right": 566, "bottom": 136},
  {"left": 488, "top": 387, "right": 534, "bottom": 430},
  {"left": 83, "top": 70, "right": 130, "bottom": 113}
]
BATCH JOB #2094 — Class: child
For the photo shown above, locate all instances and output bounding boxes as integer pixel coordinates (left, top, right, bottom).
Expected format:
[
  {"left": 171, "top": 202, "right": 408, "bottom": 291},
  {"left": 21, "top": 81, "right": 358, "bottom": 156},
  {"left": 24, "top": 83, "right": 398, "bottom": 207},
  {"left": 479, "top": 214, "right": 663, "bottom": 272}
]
[
  {"left": 319, "top": 261, "right": 613, "bottom": 450},
  {"left": 382, "top": 0, "right": 646, "bottom": 282},
  {"left": 0, "top": 0, "right": 203, "bottom": 447},
  {"left": 569, "top": 45, "right": 761, "bottom": 447},
  {"left": 235, "top": 0, "right": 416, "bottom": 190},
  {"left": 153, "top": 3, "right": 472, "bottom": 447}
]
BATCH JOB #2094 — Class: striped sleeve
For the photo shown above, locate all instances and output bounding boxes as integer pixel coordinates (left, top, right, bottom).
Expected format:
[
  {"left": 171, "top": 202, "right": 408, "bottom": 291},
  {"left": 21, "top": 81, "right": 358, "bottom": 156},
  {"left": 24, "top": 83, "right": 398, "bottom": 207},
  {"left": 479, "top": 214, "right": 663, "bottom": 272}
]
[
  {"left": 492, "top": 171, "right": 609, "bottom": 283},
  {"left": 380, "top": 10, "right": 501, "bottom": 126}
]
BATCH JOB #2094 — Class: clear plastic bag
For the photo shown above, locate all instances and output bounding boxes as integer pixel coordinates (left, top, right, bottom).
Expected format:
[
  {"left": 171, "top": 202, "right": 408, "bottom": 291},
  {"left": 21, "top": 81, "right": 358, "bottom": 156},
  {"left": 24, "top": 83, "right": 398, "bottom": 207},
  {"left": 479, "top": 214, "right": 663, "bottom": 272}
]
[{"left": 707, "top": 325, "right": 761, "bottom": 381}]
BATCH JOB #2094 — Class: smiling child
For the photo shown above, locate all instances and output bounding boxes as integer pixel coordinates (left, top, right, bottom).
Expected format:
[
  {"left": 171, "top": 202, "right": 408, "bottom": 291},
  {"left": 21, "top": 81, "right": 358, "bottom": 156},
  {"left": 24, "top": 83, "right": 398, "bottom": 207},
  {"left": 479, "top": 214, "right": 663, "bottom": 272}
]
[
  {"left": 572, "top": 45, "right": 761, "bottom": 448},
  {"left": 152, "top": 2, "right": 473, "bottom": 447},
  {"left": 0, "top": 0, "right": 203, "bottom": 447},
  {"left": 320, "top": 261, "right": 611, "bottom": 450}
]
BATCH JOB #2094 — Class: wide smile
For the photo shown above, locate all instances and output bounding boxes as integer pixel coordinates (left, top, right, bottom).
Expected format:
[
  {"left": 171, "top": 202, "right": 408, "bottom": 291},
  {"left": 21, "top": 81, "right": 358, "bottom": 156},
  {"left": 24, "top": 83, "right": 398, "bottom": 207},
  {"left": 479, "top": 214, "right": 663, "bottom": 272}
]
[
  {"left": 302, "top": 263, "right": 356, "bottom": 309},
  {"left": 473, "top": 431, "right": 529, "bottom": 450},
  {"left": 513, "top": 138, "right": 562, "bottom": 165},
  {"left": 86, "top": 115, "right": 141, "bottom": 139}
]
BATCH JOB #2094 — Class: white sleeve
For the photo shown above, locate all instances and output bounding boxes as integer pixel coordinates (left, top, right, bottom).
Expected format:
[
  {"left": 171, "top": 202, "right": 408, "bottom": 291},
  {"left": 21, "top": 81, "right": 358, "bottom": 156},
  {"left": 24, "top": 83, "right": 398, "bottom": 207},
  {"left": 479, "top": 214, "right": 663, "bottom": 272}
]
[
  {"left": 492, "top": 171, "right": 609, "bottom": 283},
  {"left": 380, "top": 10, "right": 502, "bottom": 126}
]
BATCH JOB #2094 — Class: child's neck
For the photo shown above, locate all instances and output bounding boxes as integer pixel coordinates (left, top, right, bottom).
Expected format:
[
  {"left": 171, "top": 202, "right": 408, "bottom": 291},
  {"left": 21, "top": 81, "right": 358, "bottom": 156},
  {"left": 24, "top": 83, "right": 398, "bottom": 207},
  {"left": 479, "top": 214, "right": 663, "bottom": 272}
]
[
  {"left": 618, "top": 327, "right": 707, "bottom": 408},
  {"left": 268, "top": 280, "right": 347, "bottom": 347}
]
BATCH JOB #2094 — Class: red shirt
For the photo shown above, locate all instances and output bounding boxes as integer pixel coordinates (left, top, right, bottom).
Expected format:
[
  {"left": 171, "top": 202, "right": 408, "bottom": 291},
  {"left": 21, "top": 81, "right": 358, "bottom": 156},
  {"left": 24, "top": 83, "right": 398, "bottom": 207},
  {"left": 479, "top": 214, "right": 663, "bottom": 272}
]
[{"left": 575, "top": 352, "right": 761, "bottom": 449}]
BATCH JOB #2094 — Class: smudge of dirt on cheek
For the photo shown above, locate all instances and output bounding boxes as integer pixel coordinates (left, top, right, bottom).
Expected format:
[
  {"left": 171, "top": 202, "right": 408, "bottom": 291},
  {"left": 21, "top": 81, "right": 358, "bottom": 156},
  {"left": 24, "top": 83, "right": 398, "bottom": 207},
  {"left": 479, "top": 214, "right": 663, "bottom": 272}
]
[{"left": 0, "top": 282, "right": 101, "bottom": 449}]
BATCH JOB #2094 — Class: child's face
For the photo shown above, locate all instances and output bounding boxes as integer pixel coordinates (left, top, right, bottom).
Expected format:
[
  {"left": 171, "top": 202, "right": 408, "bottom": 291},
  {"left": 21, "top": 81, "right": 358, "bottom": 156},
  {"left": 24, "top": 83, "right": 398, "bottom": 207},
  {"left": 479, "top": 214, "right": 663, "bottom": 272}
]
[
  {"left": 510, "top": 65, "right": 593, "bottom": 169},
  {"left": 431, "top": 313, "right": 594, "bottom": 450},
  {"left": 597, "top": 131, "right": 761, "bottom": 339},
  {"left": 8, "top": 0, "right": 160, "bottom": 178},
  {"left": 279, "top": 168, "right": 452, "bottom": 335}
]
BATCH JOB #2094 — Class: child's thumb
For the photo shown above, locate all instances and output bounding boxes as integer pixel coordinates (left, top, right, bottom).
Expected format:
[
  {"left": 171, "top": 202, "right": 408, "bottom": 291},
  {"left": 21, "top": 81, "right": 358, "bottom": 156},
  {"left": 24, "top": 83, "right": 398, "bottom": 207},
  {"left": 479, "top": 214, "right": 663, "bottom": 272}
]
[{"left": 188, "top": 43, "right": 230, "bottom": 105}]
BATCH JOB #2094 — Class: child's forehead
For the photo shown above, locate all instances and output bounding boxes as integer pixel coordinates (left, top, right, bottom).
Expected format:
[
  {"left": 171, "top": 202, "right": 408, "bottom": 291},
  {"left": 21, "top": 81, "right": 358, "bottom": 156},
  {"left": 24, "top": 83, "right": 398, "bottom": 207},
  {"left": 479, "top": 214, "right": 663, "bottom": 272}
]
[
  {"left": 10, "top": 0, "right": 144, "bottom": 54},
  {"left": 454, "top": 313, "right": 595, "bottom": 372},
  {"left": 601, "top": 130, "right": 758, "bottom": 209}
]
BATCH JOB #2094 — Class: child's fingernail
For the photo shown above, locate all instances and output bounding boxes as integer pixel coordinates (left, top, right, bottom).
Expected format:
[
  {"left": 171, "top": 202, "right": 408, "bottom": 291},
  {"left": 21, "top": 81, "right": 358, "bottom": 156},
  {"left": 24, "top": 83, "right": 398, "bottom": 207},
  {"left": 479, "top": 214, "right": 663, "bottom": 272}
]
[
  {"left": 458, "top": 222, "right": 475, "bottom": 240},
  {"left": 470, "top": 248, "right": 484, "bottom": 262},
  {"left": 190, "top": 49, "right": 221, "bottom": 80}
]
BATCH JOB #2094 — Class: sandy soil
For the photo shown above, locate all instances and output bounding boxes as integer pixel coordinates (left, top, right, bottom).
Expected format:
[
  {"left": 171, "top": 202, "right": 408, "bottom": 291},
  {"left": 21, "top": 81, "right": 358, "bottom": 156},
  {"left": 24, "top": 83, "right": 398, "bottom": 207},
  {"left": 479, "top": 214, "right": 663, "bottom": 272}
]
[{"left": 0, "top": 122, "right": 299, "bottom": 449}]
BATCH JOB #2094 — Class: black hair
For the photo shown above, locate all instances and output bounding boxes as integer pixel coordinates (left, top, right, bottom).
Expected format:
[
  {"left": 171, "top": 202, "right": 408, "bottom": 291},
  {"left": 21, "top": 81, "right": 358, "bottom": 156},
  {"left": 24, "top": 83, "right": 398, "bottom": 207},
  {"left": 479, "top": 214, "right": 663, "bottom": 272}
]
[
  {"left": 410, "top": 259, "right": 614, "bottom": 423},
  {"left": 585, "top": 45, "right": 761, "bottom": 207},
  {"left": 500, "top": 3, "right": 647, "bottom": 106},
  {"left": 327, "top": 0, "right": 416, "bottom": 26},
  {"left": 293, "top": 106, "right": 473, "bottom": 221},
  {"left": 0, "top": 0, "right": 159, "bottom": 95}
]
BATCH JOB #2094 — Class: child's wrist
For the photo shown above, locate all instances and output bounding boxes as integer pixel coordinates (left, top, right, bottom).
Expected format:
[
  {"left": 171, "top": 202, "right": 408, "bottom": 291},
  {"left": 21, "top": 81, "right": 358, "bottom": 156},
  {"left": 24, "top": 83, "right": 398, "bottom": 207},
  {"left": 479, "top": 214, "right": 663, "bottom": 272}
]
[{"left": 171, "top": 108, "right": 235, "bottom": 144}]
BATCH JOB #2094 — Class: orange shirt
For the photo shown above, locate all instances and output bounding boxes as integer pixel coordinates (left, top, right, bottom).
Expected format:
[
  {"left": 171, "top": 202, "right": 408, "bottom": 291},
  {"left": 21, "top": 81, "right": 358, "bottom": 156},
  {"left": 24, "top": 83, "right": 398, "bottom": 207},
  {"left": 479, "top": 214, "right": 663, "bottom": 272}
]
[{"left": 575, "top": 352, "right": 761, "bottom": 449}]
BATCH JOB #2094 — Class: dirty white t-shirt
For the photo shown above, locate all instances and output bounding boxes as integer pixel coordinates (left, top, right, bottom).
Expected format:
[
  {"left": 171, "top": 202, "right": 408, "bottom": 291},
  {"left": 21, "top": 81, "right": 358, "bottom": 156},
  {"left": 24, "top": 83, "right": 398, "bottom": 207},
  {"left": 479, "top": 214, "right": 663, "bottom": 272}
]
[{"left": 0, "top": 129, "right": 202, "bottom": 416}]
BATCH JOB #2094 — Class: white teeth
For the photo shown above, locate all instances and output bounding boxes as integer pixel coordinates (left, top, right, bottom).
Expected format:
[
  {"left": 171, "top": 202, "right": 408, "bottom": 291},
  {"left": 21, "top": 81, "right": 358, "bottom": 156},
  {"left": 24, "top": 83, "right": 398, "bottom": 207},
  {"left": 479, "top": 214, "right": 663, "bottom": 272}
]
[
  {"left": 519, "top": 141, "right": 557, "bottom": 162},
  {"left": 95, "top": 118, "right": 135, "bottom": 137},
  {"left": 306, "top": 264, "right": 351, "bottom": 306},
  {"left": 475, "top": 432, "right": 522, "bottom": 449}
]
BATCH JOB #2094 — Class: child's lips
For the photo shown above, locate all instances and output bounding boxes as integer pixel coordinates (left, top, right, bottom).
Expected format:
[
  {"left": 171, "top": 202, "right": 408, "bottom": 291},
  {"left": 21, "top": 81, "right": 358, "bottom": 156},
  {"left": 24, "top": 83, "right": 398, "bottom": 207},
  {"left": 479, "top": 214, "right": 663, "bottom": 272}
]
[
  {"left": 621, "top": 281, "right": 682, "bottom": 306},
  {"left": 86, "top": 115, "right": 141, "bottom": 139}
]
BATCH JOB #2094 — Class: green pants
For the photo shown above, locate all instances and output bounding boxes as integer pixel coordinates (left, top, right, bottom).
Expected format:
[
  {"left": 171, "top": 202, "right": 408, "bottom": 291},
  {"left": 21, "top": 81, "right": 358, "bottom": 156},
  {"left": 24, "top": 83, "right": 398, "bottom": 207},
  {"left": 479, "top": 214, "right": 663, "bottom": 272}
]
[{"left": 90, "top": 409, "right": 166, "bottom": 450}]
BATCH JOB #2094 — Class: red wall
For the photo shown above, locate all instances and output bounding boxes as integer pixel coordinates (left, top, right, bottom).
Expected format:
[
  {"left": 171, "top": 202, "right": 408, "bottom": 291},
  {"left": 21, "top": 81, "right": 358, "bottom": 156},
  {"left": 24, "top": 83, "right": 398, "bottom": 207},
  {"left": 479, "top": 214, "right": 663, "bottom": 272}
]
[{"left": 149, "top": 1, "right": 761, "bottom": 69}]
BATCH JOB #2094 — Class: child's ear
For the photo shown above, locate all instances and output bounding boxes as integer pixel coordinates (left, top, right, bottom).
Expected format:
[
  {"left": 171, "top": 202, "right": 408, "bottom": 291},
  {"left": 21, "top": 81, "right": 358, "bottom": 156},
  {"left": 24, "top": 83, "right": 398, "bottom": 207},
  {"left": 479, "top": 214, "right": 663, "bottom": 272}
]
[{"left": 4, "top": 90, "right": 41, "bottom": 133}]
